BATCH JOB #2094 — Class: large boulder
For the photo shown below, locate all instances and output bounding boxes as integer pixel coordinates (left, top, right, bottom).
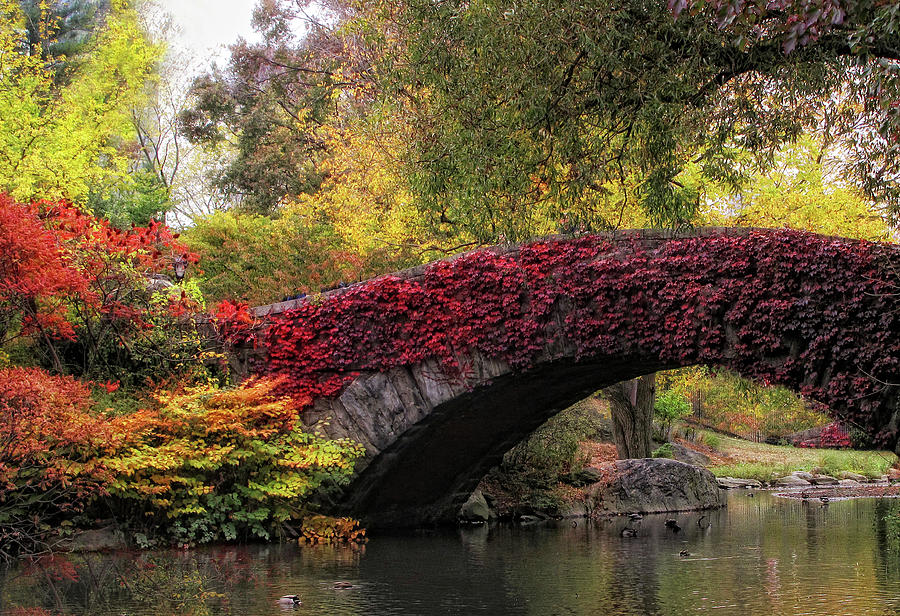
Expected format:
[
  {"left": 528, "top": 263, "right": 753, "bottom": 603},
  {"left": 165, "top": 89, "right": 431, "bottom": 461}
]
[
  {"left": 587, "top": 458, "right": 725, "bottom": 515},
  {"left": 70, "top": 526, "right": 126, "bottom": 552},
  {"left": 458, "top": 489, "right": 492, "bottom": 523}
]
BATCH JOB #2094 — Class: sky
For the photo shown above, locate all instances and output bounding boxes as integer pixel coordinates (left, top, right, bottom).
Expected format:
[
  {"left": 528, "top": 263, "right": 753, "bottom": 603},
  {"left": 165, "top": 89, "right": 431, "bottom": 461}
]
[{"left": 155, "top": 0, "right": 261, "bottom": 63}]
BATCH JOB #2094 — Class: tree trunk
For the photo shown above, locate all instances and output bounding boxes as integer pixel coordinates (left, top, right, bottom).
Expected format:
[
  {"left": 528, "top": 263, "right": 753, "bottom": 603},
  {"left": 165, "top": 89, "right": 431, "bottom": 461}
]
[
  {"left": 691, "top": 388, "right": 703, "bottom": 419},
  {"left": 604, "top": 374, "right": 656, "bottom": 459}
]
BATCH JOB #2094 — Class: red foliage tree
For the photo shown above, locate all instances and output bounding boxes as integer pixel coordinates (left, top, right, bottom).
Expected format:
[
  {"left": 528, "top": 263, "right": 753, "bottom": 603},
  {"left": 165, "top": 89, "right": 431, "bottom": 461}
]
[
  {"left": 0, "top": 367, "right": 111, "bottom": 560},
  {"left": 0, "top": 195, "right": 90, "bottom": 369},
  {"left": 0, "top": 193, "right": 199, "bottom": 377}
]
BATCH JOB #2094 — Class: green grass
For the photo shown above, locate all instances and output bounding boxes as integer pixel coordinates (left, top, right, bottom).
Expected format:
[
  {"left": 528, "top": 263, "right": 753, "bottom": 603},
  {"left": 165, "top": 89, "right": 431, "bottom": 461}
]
[
  {"left": 707, "top": 435, "right": 896, "bottom": 481},
  {"left": 698, "top": 430, "right": 721, "bottom": 450}
]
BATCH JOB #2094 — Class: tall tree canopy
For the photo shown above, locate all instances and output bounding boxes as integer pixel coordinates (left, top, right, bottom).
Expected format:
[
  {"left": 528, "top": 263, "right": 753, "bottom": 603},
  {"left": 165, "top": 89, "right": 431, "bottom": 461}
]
[
  {"left": 359, "top": 0, "right": 899, "bottom": 241},
  {"left": 178, "top": 1, "right": 364, "bottom": 214},
  {"left": 0, "top": 0, "right": 156, "bottom": 204}
]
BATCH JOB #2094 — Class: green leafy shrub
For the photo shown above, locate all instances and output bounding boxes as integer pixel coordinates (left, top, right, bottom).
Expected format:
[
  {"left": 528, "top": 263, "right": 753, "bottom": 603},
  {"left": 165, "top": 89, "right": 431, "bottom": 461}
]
[
  {"left": 654, "top": 389, "right": 691, "bottom": 440},
  {"left": 848, "top": 425, "right": 875, "bottom": 449},
  {"left": 501, "top": 399, "right": 607, "bottom": 484}
]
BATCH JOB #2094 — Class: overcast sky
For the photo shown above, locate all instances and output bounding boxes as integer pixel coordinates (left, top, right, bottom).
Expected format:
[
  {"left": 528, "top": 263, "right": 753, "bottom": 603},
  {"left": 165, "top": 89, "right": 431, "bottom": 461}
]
[{"left": 155, "top": 0, "right": 261, "bottom": 63}]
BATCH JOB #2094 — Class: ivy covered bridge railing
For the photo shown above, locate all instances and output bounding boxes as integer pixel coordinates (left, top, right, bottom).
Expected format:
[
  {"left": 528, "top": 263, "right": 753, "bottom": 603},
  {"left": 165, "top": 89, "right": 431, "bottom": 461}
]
[{"left": 234, "top": 228, "right": 900, "bottom": 525}]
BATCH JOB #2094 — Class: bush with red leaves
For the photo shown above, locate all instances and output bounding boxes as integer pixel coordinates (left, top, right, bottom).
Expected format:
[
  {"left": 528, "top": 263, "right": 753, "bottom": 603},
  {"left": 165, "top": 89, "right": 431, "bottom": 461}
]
[{"left": 0, "top": 367, "right": 112, "bottom": 560}]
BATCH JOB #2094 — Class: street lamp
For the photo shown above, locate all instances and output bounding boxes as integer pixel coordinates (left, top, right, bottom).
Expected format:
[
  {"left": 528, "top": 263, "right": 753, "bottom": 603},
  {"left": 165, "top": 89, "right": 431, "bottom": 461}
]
[{"left": 173, "top": 255, "right": 188, "bottom": 282}]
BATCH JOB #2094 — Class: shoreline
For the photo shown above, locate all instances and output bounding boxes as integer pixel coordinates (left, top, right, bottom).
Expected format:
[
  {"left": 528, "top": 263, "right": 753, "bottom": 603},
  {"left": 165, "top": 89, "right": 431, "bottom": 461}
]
[{"left": 772, "top": 484, "right": 900, "bottom": 500}]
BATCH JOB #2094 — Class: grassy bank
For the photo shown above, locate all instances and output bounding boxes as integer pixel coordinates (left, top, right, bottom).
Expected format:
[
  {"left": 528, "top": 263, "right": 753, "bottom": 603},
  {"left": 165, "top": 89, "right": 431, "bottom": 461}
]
[{"left": 703, "top": 433, "right": 898, "bottom": 481}]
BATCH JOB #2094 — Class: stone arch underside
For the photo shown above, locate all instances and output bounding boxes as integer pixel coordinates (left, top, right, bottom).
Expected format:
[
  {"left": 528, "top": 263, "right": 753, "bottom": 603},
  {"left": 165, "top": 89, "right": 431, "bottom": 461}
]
[{"left": 248, "top": 228, "right": 900, "bottom": 527}]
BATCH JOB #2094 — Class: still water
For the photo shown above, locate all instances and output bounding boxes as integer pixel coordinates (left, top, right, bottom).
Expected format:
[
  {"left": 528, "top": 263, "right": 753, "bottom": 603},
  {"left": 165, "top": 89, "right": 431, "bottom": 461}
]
[{"left": 2, "top": 492, "right": 899, "bottom": 615}]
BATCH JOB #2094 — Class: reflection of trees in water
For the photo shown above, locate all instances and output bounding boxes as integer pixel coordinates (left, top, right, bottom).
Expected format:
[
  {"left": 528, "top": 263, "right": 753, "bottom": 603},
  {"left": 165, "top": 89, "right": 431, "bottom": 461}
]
[
  {"left": 355, "top": 528, "right": 526, "bottom": 616},
  {"left": 0, "top": 548, "right": 278, "bottom": 615},
  {"left": 2, "top": 497, "right": 900, "bottom": 615},
  {"left": 1, "top": 543, "right": 375, "bottom": 616},
  {"left": 873, "top": 499, "right": 900, "bottom": 605},
  {"left": 495, "top": 517, "right": 704, "bottom": 615},
  {"left": 606, "top": 529, "right": 663, "bottom": 616}
]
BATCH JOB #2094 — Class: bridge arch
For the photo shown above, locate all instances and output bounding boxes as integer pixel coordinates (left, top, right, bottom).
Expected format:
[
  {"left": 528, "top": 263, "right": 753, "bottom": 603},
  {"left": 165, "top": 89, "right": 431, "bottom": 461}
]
[{"left": 250, "top": 228, "right": 900, "bottom": 526}]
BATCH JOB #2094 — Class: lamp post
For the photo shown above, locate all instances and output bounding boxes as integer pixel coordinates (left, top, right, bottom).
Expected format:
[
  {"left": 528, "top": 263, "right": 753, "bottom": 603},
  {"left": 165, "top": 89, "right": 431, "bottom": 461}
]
[{"left": 173, "top": 255, "right": 188, "bottom": 283}]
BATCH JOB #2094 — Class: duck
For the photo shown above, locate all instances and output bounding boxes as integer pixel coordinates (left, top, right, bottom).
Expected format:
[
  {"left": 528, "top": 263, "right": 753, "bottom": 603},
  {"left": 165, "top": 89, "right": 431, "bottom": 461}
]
[
  {"left": 628, "top": 513, "right": 644, "bottom": 521},
  {"left": 665, "top": 519, "right": 681, "bottom": 532},
  {"left": 679, "top": 550, "right": 691, "bottom": 557},
  {"left": 697, "top": 515, "right": 710, "bottom": 529},
  {"left": 621, "top": 527, "right": 638, "bottom": 538},
  {"left": 278, "top": 595, "right": 302, "bottom": 606},
  {"left": 333, "top": 581, "right": 354, "bottom": 590}
]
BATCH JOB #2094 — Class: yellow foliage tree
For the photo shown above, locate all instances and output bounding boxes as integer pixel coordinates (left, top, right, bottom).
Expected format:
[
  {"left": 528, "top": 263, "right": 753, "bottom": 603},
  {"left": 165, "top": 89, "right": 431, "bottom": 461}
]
[
  {"left": 704, "top": 137, "right": 893, "bottom": 241},
  {"left": 286, "top": 114, "right": 472, "bottom": 262},
  {"left": 0, "top": 0, "right": 156, "bottom": 203}
]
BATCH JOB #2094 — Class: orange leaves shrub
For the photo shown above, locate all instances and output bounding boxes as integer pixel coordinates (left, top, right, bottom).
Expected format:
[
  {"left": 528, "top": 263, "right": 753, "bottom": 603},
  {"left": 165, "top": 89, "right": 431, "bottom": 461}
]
[
  {"left": 103, "top": 378, "right": 363, "bottom": 546},
  {"left": 1, "top": 368, "right": 364, "bottom": 555}
]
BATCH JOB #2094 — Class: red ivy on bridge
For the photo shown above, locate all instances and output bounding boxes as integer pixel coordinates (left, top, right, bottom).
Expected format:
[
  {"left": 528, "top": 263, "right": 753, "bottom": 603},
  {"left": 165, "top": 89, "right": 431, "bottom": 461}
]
[{"left": 257, "top": 231, "right": 900, "bottom": 448}]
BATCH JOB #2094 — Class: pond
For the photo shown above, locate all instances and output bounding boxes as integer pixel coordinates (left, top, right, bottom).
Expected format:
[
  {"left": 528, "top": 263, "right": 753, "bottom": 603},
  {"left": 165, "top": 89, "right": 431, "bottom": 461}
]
[{"left": 2, "top": 492, "right": 899, "bottom": 615}]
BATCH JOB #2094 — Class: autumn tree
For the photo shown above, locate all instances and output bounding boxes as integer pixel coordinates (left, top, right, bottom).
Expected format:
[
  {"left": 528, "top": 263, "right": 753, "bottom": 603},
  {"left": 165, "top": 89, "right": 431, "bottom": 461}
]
[
  {"left": 0, "top": 195, "right": 90, "bottom": 372},
  {"left": 704, "top": 136, "right": 893, "bottom": 241},
  {"left": 184, "top": 205, "right": 401, "bottom": 306},
  {"left": 359, "top": 0, "right": 900, "bottom": 238},
  {"left": 0, "top": 194, "right": 200, "bottom": 382},
  {"left": 0, "top": 0, "right": 156, "bottom": 205},
  {"left": 177, "top": 1, "right": 362, "bottom": 214}
]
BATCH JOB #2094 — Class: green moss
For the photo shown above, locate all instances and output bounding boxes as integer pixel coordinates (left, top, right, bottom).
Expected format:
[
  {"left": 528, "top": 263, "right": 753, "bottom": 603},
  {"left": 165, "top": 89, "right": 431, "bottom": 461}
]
[{"left": 652, "top": 443, "right": 675, "bottom": 459}]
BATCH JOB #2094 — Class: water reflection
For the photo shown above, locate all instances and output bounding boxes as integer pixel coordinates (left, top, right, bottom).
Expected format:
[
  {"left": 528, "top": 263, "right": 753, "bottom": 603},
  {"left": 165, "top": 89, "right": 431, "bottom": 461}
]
[{"left": 2, "top": 493, "right": 899, "bottom": 616}]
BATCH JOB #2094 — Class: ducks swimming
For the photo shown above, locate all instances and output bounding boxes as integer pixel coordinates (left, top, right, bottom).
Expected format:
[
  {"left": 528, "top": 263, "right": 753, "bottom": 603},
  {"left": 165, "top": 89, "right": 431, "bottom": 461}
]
[
  {"left": 278, "top": 595, "right": 301, "bottom": 606},
  {"left": 621, "top": 527, "right": 638, "bottom": 538},
  {"left": 665, "top": 519, "right": 681, "bottom": 532}
]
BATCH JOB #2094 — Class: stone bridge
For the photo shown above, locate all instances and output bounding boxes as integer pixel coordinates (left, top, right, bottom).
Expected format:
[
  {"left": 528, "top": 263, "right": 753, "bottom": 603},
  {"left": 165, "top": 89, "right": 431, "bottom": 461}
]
[{"left": 244, "top": 228, "right": 900, "bottom": 527}]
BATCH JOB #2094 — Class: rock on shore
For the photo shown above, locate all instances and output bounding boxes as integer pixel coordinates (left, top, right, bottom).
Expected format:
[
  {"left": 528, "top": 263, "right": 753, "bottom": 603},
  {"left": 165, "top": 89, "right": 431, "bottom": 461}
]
[{"left": 587, "top": 458, "right": 725, "bottom": 515}]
